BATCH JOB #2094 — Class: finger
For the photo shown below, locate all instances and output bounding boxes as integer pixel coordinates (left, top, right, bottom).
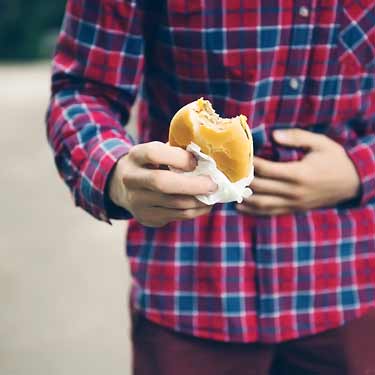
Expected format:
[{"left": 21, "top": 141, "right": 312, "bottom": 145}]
[
  {"left": 273, "top": 129, "right": 331, "bottom": 151},
  {"left": 134, "top": 190, "right": 209, "bottom": 209},
  {"left": 248, "top": 177, "right": 297, "bottom": 198},
  {"left": 239, "top": 194, "right": 294, "bottom": 212},
  {"left": 130, "top": 141, "right": 196, "bottom": 171},
  {"left": 138, "top": 206, "right": 212, "bottom": 227},
  {"left": 253, "top": 157, "right": 300, "bottom": 181},
  {"left": 236, "top": 203, "right": 293, "bottom": 216},
  {"left": 172, "top": 206, "right": 213, "bottom": 221},
  {"left": 127, "top": 169, "right": 217, "bottom": 195}
]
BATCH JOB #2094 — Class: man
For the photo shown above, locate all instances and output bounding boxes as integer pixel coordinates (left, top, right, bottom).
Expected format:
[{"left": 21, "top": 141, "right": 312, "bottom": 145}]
[{"left": 47, "top": 0, "right": 375, "bottom": 373}]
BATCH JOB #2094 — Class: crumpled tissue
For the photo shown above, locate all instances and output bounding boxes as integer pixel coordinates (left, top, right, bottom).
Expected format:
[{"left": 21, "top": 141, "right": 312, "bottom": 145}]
[{"left": 173, "top": 142, "right": 254, "bottom": 205}]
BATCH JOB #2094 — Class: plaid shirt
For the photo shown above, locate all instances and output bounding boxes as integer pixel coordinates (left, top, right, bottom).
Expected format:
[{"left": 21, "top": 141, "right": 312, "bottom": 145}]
[{"left": 47, "top": 0, "right": 375, "bottom": 343}]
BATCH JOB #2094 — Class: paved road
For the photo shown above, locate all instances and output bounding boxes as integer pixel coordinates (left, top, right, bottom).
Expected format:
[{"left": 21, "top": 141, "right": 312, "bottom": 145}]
[{"left": 0, "top": 63, "right": 132, "bottom": 375}]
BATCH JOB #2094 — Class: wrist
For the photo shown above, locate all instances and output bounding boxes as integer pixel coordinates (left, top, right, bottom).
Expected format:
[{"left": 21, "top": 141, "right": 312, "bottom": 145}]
[
  {"left": 345, "top": 158, "right": 361, "bottom": 201},
  {"left": 335, "top": 146, "right": 361, "bottom": 202},
  {"left": 109, "top": 154, "right": 130, "bottom": 209},
  {"left": 345, "top": 180, "right": 361, "bottom": 202}
]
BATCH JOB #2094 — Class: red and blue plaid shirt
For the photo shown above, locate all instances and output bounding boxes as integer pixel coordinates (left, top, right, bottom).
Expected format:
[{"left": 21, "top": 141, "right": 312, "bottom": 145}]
[{"left": 47, "top": 0, "right": 375, "bottom": 343}]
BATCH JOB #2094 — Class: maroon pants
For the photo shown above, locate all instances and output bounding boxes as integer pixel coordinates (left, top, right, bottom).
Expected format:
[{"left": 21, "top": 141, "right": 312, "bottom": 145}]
[{"left": 131, "top": 307, "right": 375, "bottom": 375}]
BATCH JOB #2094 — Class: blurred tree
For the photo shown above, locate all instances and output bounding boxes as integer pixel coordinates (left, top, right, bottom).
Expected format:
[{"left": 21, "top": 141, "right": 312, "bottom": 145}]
[{"left": 0, "top": 0, "right": 67, "bottom": 60}]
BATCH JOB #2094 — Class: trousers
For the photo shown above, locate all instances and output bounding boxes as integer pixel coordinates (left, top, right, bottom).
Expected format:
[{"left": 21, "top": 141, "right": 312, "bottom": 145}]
[{"left": 131, "top": 306, "right": 375, "bottom": 375}]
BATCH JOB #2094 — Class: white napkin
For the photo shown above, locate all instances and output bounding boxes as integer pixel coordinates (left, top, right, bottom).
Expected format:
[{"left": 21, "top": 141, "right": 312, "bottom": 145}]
[{"left": 174, "top": 142, "right": 254, "bottom": 205}]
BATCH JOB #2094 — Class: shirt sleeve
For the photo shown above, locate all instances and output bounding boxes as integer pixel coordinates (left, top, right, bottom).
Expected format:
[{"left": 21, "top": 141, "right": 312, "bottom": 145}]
[
  {"left": 46, "top": 0, "right": 146, "bottom": 222},
  {"left": 344, "top": 118, "right": 375, "bottom": 205}
]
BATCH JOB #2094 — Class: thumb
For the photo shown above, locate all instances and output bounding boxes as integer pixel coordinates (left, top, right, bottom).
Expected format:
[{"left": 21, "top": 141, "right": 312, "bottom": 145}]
[{"left": 273, "top": 129, "right": 328, "bottom": 151}]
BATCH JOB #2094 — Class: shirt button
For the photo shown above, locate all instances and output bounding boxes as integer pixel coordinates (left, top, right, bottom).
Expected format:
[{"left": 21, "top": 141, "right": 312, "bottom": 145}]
[
  {"left": 299, "top": 6, "right": 309, "bottom": 17},
  {"left": 289, "top": 78, "right": 300, "bottom": 90}
]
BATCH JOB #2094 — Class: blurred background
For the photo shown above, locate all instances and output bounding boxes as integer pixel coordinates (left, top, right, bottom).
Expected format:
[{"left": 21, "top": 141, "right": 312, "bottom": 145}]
[{"left": 1, "top": 1, "right": 133, "bottom": 374}]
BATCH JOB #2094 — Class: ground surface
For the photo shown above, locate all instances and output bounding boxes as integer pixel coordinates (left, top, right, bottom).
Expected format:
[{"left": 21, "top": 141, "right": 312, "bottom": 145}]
[{"left": 0, "top": 62, "right": 132, "bottom": 375}]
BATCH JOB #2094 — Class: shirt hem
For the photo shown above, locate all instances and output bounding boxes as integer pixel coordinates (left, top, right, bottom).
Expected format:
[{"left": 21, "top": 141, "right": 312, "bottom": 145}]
[{"left": 131, "top": 302, "right": 375, "bottom": 344}]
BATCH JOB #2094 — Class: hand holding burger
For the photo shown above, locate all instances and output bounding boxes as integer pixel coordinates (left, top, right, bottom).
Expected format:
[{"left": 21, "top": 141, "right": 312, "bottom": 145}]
[
  {"left": 109, "top": 142, "right": 217, "bottom": 227},
  {"left": 109, "top": 98, "right": 254, "bottom": 227}
]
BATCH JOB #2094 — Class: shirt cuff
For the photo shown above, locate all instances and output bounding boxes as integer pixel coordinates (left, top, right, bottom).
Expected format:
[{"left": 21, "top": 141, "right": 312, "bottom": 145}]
[
  {"left": 346, "top": 141, "right": 375, "bottom": 205},
  {"left": 77, "top": 138, "right": 133, "bottom": 223},
  {"left": 104, "top": 163, "right": 134, "bottom": 221}
]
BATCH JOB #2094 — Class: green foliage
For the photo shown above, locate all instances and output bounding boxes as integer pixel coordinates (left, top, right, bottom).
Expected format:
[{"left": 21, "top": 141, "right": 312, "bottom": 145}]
[{"left": 0, "top": 0, "right": 67, "bottom": 60}]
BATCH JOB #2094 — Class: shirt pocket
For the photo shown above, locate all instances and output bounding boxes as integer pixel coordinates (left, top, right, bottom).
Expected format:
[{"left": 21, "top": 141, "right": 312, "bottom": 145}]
[
  {"left": 337, "top": 1, "right": 375, "bottom": 74},
  {"left": 161, "top": 0, "right": 206, "bottom": 80},
  {"left": 164, "top": 0, "right": 256, "bottom": 82},
  {"left": 166, "top": 0, "right": 204, "bottom": 32},
  {"left": 167, "top": 0, "right": 203, "bottom": 15}
]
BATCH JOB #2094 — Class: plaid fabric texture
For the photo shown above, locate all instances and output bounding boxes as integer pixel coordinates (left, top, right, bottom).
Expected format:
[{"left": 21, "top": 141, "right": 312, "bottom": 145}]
[{"left": 47, "top": 0, "right": 375, "bottom": 342}]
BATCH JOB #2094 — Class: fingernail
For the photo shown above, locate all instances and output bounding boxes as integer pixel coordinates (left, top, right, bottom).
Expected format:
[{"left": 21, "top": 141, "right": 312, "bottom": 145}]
[
  {"left": 273, "top": 130, "right": 287, "bottom": 141},
  {"left": 209, "top": 181, "right": 218, "bottom": 193},
  {"left": 189, "top": 157, "right": 197, "bottom": 169}
]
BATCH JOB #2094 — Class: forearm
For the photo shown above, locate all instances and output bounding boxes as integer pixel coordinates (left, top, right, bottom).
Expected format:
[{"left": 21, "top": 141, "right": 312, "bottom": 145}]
[
  {"left": 47, "top": 85, "right": 133, "bottom": 221},
  {"left": 46, "top": 0, "right": 147, "bottom": 221}
]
